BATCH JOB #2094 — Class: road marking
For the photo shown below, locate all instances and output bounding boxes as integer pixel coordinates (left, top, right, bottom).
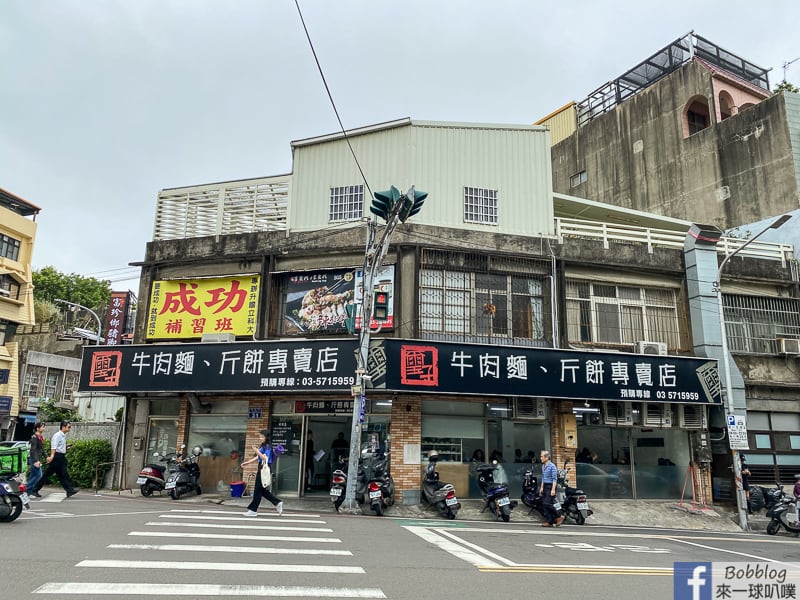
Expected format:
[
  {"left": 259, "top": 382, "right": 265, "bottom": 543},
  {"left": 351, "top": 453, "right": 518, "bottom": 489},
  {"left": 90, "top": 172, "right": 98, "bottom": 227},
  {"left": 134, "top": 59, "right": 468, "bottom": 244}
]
[
  {"left": 170, "top": 508, "right": 323, "bottom": 518},
  {"left": 666, "top": 537, "right": 787, "bottom": 562},
  {"left": 159, "top": 513, "right": 325, "bottom": 524},
  {"left": 128, "top": 531, "right": 342, "bottom": 543},
  {"left": 33, "top": 582, "right": 386, "bottom": 597},
  {"left": 435, "top": 528, "right": 517, "bottom": 565},
  {"left": 403, "top": 526, "right": 502, "bottom": 568},
  {"left": 148, "top": 521, "right": 333, "bottom": 533},
  {"left": 478, "top": 564, "right": 671, "bottom": 576},
  {"left": 109, "top": 543, "right": 352, "bottom": 556},
  {"left": 77, "top": 559, "right": 364, "bottom": 574}
]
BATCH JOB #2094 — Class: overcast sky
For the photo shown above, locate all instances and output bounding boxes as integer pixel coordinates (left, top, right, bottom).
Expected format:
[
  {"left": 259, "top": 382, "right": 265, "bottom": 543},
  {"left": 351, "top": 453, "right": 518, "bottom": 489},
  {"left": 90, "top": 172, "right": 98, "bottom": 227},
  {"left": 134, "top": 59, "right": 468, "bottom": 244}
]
[{"left": 2, "top": 1, "right": 799, "bottom": 294}]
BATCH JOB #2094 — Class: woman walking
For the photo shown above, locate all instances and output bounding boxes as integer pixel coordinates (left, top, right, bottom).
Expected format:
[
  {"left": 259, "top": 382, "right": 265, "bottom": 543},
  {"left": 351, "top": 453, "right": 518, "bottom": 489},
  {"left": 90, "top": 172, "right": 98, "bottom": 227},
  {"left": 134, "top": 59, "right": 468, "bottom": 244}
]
[
  {"left": 27, "top": 422, "right": 45, "bottom": 498},
  {"left": 241, "top": 430, "right": 283, "bottom": 516}
]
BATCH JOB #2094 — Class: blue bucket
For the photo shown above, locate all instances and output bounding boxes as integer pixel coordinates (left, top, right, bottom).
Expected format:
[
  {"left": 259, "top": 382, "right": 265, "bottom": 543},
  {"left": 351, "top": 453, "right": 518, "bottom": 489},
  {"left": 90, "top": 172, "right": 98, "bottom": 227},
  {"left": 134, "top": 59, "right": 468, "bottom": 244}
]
[{"left": 230, "top": 481, "right": 246, "bottom": 498}]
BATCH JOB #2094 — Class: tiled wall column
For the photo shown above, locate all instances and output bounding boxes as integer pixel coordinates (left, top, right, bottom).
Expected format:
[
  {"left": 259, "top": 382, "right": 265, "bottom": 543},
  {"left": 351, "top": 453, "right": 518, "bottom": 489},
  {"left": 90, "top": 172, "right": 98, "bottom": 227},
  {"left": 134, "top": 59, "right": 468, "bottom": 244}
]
[{"left": 389, "top": 396, "right": 421, "bottom": 504}]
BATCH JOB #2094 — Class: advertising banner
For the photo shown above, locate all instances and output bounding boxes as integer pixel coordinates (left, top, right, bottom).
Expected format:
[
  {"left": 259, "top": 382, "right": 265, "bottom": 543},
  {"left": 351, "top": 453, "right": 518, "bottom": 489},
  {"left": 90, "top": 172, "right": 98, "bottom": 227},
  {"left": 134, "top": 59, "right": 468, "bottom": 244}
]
[
  {"left": 79, "top": 339, "right": 358, "bottom": 393},
  {"left": 146, "top": 275, "right": 260, "bottom": 340},
  {"left": 282, "top": 269, "right": 354, "bottom": 334},
  {"left": 383, "top": 340, "right": 721, "bottom": 404},
  {"left": 104, "top": 291, "right": 130, "bottom": 345}
]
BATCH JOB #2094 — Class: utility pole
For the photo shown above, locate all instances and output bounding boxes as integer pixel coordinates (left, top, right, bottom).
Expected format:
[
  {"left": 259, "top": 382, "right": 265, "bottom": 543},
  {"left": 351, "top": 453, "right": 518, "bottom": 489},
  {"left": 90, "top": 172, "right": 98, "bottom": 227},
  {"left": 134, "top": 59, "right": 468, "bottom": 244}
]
[{"left": 343, "top": 186, "right": 427, "bottom": 511}]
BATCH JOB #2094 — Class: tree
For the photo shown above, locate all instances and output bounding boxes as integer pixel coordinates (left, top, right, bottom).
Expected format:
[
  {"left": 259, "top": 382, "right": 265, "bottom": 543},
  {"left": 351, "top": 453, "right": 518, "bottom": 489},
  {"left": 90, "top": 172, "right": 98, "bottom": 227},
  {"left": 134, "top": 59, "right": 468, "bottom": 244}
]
[
  {"left": 32, "top": 266, "right": 111, "bottom": 312},
  {"left": 774, "top": 80, "right": 800, "bottom": 94},
  {"left": 38, "top": 398, "right": 81, "bottom": 423}
]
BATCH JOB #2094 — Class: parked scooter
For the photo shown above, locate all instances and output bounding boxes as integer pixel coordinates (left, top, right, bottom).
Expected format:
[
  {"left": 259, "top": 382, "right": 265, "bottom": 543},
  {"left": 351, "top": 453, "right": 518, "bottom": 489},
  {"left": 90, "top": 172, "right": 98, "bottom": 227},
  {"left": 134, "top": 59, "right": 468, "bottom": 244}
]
[
  {"left": 765, "top": 494, "right": 800, "bottom": 536},
  {"left": 0, "top": 448, "right": 30, "bottom": 523},
  {"left": 475, "top": 460, "right": 516, "bottom": 522},
  {"left": 365, "top": 449, "right": 394, "bottom": 516},
  {"left": 520, "top": 462, "right": 565, "bottom": 522},
  {"left": 558, "top": 459, "right": 592, "bottom": 525},
  {"left": 136, "top": 451, "right": 179, "bottom": 497},
  {"left": 421, "top": 451, "right": 460, "bottom": 519},
  {"left": 166, "top": 445, "right": 203, "bottom": 500},
  {"left": 329, "top": 455, "right": 367, "bottom": 512}
]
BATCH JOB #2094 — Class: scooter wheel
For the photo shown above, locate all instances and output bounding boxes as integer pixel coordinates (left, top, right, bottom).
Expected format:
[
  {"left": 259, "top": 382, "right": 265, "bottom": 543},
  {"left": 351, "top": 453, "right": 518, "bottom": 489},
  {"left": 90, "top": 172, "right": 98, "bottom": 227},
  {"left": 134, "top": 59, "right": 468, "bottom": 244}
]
[
  {"left": 195, "top": 486, "right": 202, "bottom": 496},
  {"left": 766, "top": 520, "right": 781, "bottom": 535},
  {"left": 334, "top": 495, "right": 345, "bottom": 511},
  {"left": 140, "top": 484, "right": 154, "bottom": 497},
  {"left": 573, "top": 513, "right": 586, "bottom": 526},
  {"left": 500, "top": 505, "right": 511, "bottom": 522},
  {"left": 0, "top": 496, "right": 23, "bottom": 522},
  {"left": 372, "top": 503, "right": 384, "bottom": 516},
  {"left": 446, "top": 508, "right": 457, "bottom": 520},
  {"left": 169, "top": 489, "right": 180, "bottom": 500}
]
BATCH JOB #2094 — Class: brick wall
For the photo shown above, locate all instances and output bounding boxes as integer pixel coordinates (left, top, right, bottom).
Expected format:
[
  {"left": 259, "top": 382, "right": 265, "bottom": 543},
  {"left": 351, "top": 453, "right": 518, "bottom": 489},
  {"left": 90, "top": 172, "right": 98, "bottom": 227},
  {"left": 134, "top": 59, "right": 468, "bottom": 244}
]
[{"left": 389, "top": 395, "right": 421, "bottom": 503}]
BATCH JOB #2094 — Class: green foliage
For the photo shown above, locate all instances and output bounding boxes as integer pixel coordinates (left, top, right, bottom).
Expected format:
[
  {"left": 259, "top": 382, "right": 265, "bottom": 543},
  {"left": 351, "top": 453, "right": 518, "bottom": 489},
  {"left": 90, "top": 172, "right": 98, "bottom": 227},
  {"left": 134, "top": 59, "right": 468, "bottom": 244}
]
[
  {"left": 34, "top": 298, "right": 61, "bottom": 324},
  {"left": 32, "top": 266, "right": 111, "bottom": 312},
  {"left": 43, "top": 438, "right": 114, "bottom": 489},
  {"left": 774, "top": 80, "right": 800, "bottom": 94},
  {"left": 38, "top": 398, "right": 82, "bottom": 423},
  {"left": 114, "top": 406, "right": 124, "bottom": 422}
]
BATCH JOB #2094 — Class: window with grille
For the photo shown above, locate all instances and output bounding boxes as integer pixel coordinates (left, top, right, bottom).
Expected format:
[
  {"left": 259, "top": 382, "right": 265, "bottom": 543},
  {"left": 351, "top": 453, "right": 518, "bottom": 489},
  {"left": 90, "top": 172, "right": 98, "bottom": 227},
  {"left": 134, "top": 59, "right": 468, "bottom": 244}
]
[
  {"left": 723, "top": 294, "right": 800, "bottom": 354},
  {"left": 0, "top": 275, "right": 20, "bottom": 300},
  {"left": 22, "top": 365, "right": 46, "bottom": 398},
  {"left": 565, "top": 280, "right": 680, "bottom": 348},
  {"left": 62, "top": 371, "right": 80, "bottom": 404},
  {"left": 328, "top": 185, "right": 364, "bottom": 222},
  {"left": 420, "top": 268, "right": 544, "bottom": 340},
  {"left": 44, "top": 371, "right": 62, "bottom": 399},
  {"left": 0, "top": 234, "right": 21, "bottom": 261},
  {"left": 464, "top": 187, "right": 498, "bottom": 225}
]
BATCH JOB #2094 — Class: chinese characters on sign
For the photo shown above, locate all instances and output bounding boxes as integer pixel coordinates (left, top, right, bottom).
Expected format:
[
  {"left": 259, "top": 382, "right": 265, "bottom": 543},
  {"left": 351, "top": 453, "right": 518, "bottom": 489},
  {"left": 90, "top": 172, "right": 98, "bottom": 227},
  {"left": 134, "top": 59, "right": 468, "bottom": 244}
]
[
  {"left": 104, "top": 291, "right": 131, "bottom": 346},
  {"left": 727, "top": 415, "right": 749, "bottom": 450},
  {"left": 674, "top": 562, "right": 800, "bottom": 600},
  {"left": 79, "top": 340, "right": 359, "bottom": 393},
  {"left": 146, "top": 276, "right": 260, "bottom": 340},
  {"left": 386, "top": 340, "right": 721, "bottom": 405}
]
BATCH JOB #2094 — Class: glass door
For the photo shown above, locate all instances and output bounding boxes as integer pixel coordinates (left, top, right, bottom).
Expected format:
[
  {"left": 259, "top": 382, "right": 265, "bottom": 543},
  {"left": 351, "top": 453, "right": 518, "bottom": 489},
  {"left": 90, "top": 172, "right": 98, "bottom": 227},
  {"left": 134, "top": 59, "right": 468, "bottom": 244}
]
[{"left": 270, "top": 416, "right": 303, "bottom": 497}]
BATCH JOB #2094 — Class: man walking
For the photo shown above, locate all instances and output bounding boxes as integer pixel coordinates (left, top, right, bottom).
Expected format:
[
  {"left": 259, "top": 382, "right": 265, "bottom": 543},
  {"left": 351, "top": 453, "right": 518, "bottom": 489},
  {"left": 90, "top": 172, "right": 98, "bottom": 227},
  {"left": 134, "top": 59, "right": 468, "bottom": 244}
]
[
  {"left": 539, "top": 450, "right": 565, "bottom": 527},
  {"left": 32, "top": 420, "right": 79, "bottom": 498}
]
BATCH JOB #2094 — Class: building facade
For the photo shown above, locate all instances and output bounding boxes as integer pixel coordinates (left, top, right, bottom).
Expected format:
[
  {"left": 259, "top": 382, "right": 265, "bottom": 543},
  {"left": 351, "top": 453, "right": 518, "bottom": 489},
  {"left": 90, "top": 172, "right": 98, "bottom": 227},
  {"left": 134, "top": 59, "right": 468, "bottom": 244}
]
[
  {"left": 79, "top": 119, "right": 798, "bottom": 504},
  {"left": 0, "top": 187, "right": 39, "bottom": 441}
]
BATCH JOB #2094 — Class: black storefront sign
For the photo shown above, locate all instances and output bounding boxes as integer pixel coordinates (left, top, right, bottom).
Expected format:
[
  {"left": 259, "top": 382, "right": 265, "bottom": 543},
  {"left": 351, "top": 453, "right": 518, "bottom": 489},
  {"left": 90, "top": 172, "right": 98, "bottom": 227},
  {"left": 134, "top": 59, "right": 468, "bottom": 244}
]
[
  {"left": 383, "top": 340, "right": 721, "bottom": 405},
  {"left": 78, "top": 340, "right": 359, "bottom": 393},
  {"left": 294, "top": 400, "right": 354, "bottom": 414}
]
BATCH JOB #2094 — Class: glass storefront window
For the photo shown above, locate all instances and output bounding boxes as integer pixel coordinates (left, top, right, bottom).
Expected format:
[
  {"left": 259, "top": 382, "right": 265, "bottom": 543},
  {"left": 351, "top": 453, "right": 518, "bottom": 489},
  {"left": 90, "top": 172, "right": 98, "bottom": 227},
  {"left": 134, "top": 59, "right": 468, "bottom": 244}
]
[
  {"left": 146, "top": 417, "right": 178, "bottom": 458},
  {"left": 755, "top": 434, "right": 772, "bottom": 449},
  {"left": 188, "top": 415, "right": 247, "bottom": 492}
]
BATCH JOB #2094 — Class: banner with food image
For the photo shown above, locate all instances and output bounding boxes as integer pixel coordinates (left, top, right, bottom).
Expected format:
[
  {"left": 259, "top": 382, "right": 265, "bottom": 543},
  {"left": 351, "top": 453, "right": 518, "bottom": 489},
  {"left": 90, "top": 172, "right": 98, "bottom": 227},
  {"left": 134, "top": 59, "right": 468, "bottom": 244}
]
[{"left": 283, "top": 269, "right": 356, "bottom": 334}]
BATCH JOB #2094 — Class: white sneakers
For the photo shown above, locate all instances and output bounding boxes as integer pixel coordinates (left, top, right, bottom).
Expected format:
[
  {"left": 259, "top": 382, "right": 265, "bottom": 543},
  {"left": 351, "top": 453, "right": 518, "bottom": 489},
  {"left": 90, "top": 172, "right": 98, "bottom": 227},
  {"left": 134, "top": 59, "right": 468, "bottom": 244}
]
[
  {"left": 243, "top": 510, "right": 258, "bottom": 516},
  {"left": 276, "top": 501, "right": 284, "bottom": 516}
]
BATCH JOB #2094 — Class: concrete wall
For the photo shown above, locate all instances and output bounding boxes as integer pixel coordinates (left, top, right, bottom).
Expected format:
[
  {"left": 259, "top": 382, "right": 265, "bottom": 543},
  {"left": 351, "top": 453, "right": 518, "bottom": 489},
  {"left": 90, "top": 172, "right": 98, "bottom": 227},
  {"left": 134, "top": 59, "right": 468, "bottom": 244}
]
[{"left": 550, "top": 61, "right": 800, "bottom": 231}]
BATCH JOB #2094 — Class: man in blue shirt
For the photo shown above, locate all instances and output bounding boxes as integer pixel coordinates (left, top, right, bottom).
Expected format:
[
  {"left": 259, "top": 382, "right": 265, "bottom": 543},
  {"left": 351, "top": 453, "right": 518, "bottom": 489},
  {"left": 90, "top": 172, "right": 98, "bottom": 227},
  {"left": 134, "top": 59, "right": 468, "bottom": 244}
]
[{"left": 539, "top": 450, "right": 565, "bottom": 527}]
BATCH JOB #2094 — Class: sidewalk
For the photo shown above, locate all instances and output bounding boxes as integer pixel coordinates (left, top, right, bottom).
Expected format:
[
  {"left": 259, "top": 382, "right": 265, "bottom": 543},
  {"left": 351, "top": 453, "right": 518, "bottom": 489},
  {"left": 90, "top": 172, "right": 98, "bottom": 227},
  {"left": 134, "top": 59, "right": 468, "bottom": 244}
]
[{"left": 189, "top": 491, "right": 750, "bottom": 533}]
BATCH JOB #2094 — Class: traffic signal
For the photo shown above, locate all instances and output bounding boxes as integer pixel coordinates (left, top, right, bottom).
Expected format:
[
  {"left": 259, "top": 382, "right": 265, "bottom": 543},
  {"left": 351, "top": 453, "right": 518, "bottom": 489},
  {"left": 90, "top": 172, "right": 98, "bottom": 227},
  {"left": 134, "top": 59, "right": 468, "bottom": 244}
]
[
  {"left": 398, "top": 186, "right": 427, "bottom": 223},
  {"left": 373, "top": 290, "right": 389, "bottom": 321},
  {"left": 370, "top": 186, "right": 401, "bottom": 221}
]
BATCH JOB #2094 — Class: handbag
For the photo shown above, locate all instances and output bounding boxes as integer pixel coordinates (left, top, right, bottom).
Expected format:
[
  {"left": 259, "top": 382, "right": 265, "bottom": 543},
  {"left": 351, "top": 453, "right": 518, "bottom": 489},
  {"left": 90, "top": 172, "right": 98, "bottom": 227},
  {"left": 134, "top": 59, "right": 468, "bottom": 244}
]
[{"left": 260, "top": 462, "right": 272, "bottom": 488}]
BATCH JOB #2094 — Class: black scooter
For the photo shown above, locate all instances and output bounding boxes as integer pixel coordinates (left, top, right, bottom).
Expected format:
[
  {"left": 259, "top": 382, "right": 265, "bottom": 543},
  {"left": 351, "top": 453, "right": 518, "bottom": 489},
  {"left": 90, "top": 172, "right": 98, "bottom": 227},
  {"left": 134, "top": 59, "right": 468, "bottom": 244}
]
[
  {"left": 475, "top": 461, "right": 516, "bottom": 522},
  {"left": 365, "top": 449, "right": 394, "bottom": 517},
  {"left": 0, "top": 448, "right": 30, "bottom": 523},
  {"left": 559, "top": 460, "right": 593, "bottom": 525},
  {"left": 765, "top": 494, "right": 800, "bottom": 536},
  {"left": 136, "top": 451, "right": 179, "bottom": 496},
  {"left": 520, "top": 463, "right": 565, "bottom": 522},
  {"left": 166, "top": 445, "right": 203, "bottom": 500},
  {"left": 421, "top": 451, "right": 460, "bottom": 519},
  {"left": 330, "top": 455, "right": 367, "bottom": 512}
]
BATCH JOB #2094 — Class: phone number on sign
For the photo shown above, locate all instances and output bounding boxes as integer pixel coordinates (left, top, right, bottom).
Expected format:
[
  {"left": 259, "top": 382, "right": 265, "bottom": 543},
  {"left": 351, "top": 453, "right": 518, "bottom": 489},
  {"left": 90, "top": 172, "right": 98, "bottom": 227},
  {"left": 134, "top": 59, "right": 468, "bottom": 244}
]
[
  {"left": 300, "top": 376, "right": 355, "bottom": 387},
  {"left": 655, "top": 391, "right": 700, "bottom": 401}
]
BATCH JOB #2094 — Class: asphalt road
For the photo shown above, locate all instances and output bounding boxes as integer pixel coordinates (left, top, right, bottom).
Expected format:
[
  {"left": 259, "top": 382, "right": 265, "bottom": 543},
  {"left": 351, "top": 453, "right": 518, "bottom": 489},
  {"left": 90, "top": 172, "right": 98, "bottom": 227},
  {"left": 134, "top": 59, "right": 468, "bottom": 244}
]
[{"left": 2, "top": 491, "right": 799, "bottom": 599}]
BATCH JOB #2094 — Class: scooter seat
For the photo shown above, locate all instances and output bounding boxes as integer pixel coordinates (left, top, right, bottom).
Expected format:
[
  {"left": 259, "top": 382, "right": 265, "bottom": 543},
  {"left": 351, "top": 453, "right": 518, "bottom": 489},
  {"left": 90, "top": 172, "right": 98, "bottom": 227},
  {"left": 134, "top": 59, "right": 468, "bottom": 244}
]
[{"left": 566, "top": 487, "right": 584, "bottom": 496}]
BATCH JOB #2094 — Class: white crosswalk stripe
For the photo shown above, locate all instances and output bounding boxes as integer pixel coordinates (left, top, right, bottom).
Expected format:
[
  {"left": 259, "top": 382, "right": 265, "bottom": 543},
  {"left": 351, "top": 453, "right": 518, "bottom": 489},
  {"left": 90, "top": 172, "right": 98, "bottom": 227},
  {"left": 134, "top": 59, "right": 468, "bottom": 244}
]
[{"left": 31, "top": 508, "right": 385, "bottom": 598}]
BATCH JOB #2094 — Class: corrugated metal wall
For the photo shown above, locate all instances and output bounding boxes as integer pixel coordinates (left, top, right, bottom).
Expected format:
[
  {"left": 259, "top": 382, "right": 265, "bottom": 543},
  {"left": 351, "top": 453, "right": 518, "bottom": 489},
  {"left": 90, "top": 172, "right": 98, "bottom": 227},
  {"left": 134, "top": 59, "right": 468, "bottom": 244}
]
[
  {"left": 289, "top": 121, "right": 554, "bottom": 237},
  {"left": 535, "top": 102, "right": 577, "bottom": 146}
]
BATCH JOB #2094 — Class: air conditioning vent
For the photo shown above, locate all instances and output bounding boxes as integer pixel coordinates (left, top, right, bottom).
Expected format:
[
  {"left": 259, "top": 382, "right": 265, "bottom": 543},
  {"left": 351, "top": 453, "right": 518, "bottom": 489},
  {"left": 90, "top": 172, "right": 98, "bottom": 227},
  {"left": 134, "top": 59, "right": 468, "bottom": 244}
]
[
  {"left": 603, "top": 401, "right": 633, "bottom": 426},
  {"left": 201, "top": 333, "right": 236, "bottom": 343},
  {"left": 678, "top": 404, "right": 707, "bottom": 429},
  {"left": 777, "top": 338, "right": 800, "bottom": 355},
  {"left": 515, "top": 398, "right": 547, "bottom": 420},
  {"left": 644, "top": 403, "right": 673, "bottom": 427},
  {"left": 635, "top": 341, "right": 668, "bottom": 356}
]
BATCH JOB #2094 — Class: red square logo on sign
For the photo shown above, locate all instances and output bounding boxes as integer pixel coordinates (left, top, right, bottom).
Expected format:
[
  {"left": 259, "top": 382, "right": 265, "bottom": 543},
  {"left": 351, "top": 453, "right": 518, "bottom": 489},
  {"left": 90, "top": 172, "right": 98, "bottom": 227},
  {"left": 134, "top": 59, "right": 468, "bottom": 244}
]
[
  {"left": 400, "top": 345, "right": 438, "bottom": 387},
  {"left": 89, "top": 351, "right": 123, "bottom": 387}
]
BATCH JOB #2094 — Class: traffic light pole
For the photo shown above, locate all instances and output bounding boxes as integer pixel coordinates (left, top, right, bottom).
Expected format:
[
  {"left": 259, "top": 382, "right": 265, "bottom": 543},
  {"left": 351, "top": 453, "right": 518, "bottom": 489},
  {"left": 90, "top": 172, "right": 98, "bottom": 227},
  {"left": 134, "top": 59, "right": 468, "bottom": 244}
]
[{"left": 343, "top": 202, "right": 403, "bottom": 512}]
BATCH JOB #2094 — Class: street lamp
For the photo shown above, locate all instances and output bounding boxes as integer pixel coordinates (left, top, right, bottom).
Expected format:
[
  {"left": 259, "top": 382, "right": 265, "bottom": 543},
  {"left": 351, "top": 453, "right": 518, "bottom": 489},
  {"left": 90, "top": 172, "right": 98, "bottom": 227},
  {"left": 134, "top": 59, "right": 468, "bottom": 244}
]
[
  {"left": 715, "top": 214, "right": 791, "bottom": 530},
  {"left": 55, "top": 298, "right": 103, "bottom": 345}
]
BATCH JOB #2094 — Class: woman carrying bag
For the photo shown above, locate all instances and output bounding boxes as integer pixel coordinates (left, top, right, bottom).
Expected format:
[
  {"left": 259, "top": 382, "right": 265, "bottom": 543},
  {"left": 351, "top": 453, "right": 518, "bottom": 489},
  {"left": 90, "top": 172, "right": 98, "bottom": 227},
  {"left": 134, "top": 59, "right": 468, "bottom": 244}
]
[{"left": 241, "top": 430, "right": 283, "bottom": 516}]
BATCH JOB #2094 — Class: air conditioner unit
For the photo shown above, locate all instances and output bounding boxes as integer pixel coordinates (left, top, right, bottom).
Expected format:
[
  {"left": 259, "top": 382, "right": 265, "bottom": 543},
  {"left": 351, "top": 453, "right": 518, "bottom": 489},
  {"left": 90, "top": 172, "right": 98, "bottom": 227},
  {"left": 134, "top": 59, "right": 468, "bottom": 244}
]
[
  {"left": 678, "top": 404, "right": 707, "bottom": 429},
  {"left": 777, "top": 338, "right": 800, "bottom": 355},
  {"left": 515, "top": 398, "right": 547, "bottom": 420},
  {"left": 644, "top": 403, "right": 673, "bottom": 427},
  {"left": 635, "top": 341, "right": 668, "bottom": 356},
  {"left": 201, "top": 333, "right": 236, "bottom": 343},
  {"left": 603, "top": 401, "right": 633, "bottom": 426}
]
